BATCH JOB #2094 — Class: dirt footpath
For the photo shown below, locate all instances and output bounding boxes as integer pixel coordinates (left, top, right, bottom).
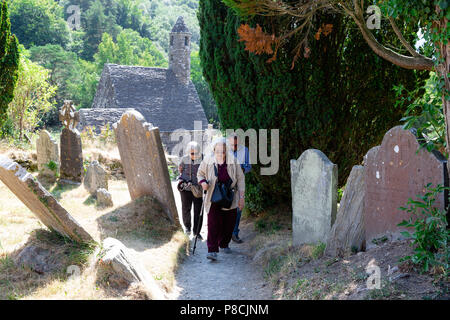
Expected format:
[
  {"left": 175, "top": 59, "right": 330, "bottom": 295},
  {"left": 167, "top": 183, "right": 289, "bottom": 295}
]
[{"left": 169, "top": 182, "right": 273, "bottom": 300}]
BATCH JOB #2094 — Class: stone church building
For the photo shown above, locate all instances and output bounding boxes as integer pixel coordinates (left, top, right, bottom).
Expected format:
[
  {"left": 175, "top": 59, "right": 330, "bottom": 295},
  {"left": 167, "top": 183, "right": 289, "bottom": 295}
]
[{"left": 78, "top": 16, "right": 208, "bottom": 153}]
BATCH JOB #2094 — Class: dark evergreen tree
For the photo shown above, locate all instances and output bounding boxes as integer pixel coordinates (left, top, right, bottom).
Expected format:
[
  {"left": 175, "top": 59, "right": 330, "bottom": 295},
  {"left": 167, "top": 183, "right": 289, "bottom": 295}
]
[
  {"left": 0, "top": 0, "right": 19, "bottom": 133},
  {"left": 198, "top": 0, "right": 425, "bottom": 212}
]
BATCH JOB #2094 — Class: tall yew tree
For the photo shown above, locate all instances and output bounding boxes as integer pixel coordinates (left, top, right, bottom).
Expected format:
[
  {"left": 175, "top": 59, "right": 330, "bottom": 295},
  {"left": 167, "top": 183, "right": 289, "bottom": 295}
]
[
  {"left": 0, "top": 0, "right": 19, "bottom": 132},
  {"left": 198, "top": 0, "right": 425, "bottom": 211}
]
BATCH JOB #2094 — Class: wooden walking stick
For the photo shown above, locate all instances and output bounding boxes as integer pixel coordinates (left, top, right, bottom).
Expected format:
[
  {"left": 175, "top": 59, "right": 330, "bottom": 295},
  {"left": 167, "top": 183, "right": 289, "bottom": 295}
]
[{"left": 192, "top": 190, "right": 207, "bottom": 255}]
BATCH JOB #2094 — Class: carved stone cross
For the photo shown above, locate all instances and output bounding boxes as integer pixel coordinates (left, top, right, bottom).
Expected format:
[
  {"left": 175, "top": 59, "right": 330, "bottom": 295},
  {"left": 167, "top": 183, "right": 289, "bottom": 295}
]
[{"left": 59, "top": 100, "right": 80, "bottom": 130}]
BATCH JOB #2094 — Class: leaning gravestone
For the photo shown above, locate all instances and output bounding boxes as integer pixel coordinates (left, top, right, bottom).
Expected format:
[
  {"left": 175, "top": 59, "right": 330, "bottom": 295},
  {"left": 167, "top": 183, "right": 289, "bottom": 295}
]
[
  {"left": 59, "top": 100, "right": 84, "bottom": 183},
  {"left": 291, "top": 149, "right": 338, "bottom": 245},
  {"left": 36, "top": 130, "right": 59, "bottom": 178},
  {"left": 84, "top": 160, "right": 108, "bottom": 196},
  {"left": 326, "top": 165, "right": 365, "bottom": 257},
  {"left": 113, "top": 110, "right": 178, "bottom": 223},
  {"left": 364, "top": 126, "right": 447, "bottom": 247},
  {"left": 0, "top": 156, "right": 93, "bottom": 243}
]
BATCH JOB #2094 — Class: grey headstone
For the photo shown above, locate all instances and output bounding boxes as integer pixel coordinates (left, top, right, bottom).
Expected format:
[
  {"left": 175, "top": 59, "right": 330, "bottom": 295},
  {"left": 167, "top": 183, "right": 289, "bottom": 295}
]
[
  {"left": 36, "top": 130, "right": 59, "bottom": 178},
  {"left": 326, "top": 165, "right": 365, "bottom": 257},
  {"left": 84, "top": 160, "right": 108, "bottom": 196},
  {"left": 113, "top": 110, "right": 178, "bottom": 223},
  {"left": 60, "top": 127, "right": 84, "bottom": 183},
  {"left": 97, "top": 188, "right": 113, "bottom": 207},
  {"left": 291, "top": 149, "right": 338, "bottom": 245}
]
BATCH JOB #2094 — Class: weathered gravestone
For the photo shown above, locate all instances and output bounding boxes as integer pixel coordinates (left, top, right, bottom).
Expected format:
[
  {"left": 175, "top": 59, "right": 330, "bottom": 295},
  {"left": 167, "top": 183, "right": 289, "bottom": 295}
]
[
  {"left": 326, "top": 165, "right": 365, "bottom": 257},
  {"left": 36, "top": 130, "right": 59, "bottom": 178},
  {"left": 364, "top": 126, "right": 447, "bottom": 247},
  {"left": 97, "top": 188, "right": 113, "bottom": 207},
  {"left": 0, "top": 156, "right": 93, "bottom": 243},
  {"left": 59, "top": 100, "right": 84, "bottom": 183},
  {"left": 291, "top": 149, "right": 338, "bottom": 245},
  {"left": 113, "top": 110, "right": 178, "bottom": 223},
  {"left": 84, "top": 160, "right": 108, "bottom": 196}
]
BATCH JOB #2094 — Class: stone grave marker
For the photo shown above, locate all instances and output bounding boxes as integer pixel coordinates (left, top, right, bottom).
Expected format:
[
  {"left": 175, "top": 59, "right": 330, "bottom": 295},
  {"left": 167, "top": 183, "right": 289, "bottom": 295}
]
[
  {"left": 0, "top": 155, "right": 93, "bottom": 243},
  {"left": 113, "top": 110, "right": 178, "bottom": 223},
  {"left": 84, "top": 160, "right": 108, "bottom": 196},
  {"left": 291, "top": 149, "right": 338, "bottom": 245},
  {"left": 326, "top": 165, "right": 365, "bottom": 257},
  {"left": 36, "top": 129, "right": 59, "bottom": 178},
  {"left": 59, "top": 100, "right": 84, "bottom": 183},
  {"left": 364, "top": 126, "right": 447, "bottom": 246}
]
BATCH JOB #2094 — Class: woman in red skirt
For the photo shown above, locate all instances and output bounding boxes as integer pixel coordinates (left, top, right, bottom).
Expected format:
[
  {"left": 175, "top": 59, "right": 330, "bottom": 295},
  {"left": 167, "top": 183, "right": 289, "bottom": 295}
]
[{"left": 197, "top": 137, "right": 245, "bottom": 261}]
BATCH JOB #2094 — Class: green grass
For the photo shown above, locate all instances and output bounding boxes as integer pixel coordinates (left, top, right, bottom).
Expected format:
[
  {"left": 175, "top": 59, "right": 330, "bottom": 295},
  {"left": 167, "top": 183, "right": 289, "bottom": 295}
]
[{"left": 311, "top": 242, "right": 326, "bottom": 260}]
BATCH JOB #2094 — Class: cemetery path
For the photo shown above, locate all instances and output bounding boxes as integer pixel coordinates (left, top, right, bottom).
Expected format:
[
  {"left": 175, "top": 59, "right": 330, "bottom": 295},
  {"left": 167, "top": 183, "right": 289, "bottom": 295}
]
[{"left": 168, "top": 182, "right": 273, "bottom": 300}]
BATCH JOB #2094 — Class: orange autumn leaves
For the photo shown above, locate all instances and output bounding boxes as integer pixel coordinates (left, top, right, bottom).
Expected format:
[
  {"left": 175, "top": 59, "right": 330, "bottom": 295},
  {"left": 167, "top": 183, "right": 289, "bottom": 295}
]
[
  {"left": 237, "top": 24, "right": 279, "bottom": 63},
  {"left": 237, "top": 23, "right": 333, "bottom": 64},
  {"left": 315, "top": 23, "right": 333, "bottom": 40}
]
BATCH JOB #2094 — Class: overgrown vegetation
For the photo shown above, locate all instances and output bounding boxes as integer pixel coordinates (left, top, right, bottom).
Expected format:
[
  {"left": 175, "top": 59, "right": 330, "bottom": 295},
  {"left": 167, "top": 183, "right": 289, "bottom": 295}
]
[
  {"left": 0, "top": 0, "right": 20, "bottom": 135},
  {"left": 198, "top": 0, "right": 426, "bottom": 212},
  {"left": 398, "top": 184, "right": 449, "bottom": 278},
  {"left": 397, "top": 72, "right": 446, "bottom": 156}
]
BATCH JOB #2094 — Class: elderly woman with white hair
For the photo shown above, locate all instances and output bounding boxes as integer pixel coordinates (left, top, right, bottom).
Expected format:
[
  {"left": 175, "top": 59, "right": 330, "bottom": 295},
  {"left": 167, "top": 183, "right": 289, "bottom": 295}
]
[
  {"left": 197, "top": 137, "right": 245, "bottom": 261},
  {"left": 177, "top": 141, "right": 204, "bottom": 238}
]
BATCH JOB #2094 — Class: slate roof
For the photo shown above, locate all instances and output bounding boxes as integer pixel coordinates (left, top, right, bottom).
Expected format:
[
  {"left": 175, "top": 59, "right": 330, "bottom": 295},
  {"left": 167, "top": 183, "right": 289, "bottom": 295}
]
[
  {"left": 171, "top": 16, "right": 190, "bottom": 33},
  {"left": 89, "top": 64, "right": 208, "bottom": 132}
]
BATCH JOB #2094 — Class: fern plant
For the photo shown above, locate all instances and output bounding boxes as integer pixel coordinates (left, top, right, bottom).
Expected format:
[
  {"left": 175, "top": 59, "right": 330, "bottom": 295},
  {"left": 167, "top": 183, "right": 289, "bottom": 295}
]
[{"left": 398, "top": 183, "right": 449, "bottom": 276}]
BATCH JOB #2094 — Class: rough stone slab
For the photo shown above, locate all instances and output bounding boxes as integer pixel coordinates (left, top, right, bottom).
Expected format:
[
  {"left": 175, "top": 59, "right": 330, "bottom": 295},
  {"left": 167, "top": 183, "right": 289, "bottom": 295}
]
[
  {"left": 14, "top": 245, "right": 62, "bottom": 274},
  {"left": 60, "top": 128, "right": 84, "bottom": 183},
  {"left": 113, "top": 110, "right": 178, "bottom": 223},
  {"left": 100, "top": 238, "right": 166, "bottom": 299},
  {"left": 291, "top": 149, "right": 338, "bottom": 245},
  {"left": 97, "top": 188, "right": 113, "bottom": 207},
  {"left": 84, "top": 160, "right": 108, "bottom": 196},
  {"left": 326, "top": 165, "right": 365, "bottom": 257},
  {"left": 36, "top": 129, "right": 59, "bottom": 178},
  {"left": 363, "top": 126, "right": 447, "bottom": 247},
  {"left": 0, "top": 155, "right": 94, "bottom": 243}
]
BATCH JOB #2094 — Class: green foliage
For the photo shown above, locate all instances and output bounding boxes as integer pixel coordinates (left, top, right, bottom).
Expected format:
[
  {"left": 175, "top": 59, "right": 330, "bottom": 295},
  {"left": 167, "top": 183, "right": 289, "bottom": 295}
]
[
  {"left": 9, "top": 0, "right": 70, "bottom": 48},
  {"left": 397, "top": 73, "right": 446, "bottom": 156},
  {"left": 0, "top": 0, "right": 19, "bottom": 134},
  {"left": 94, "top": 28, "right": 167, "bottom": 72},
  {"left": 198, "top": 0, "right": 425, "bottom": 210},
  {"left": 80, "top": 0, "right": 121, "bottom": 60},
  {"left": 380, "top": 0, "right": 450, "bottom": 100},
  {"left": 29, "top": 44, "right": 84, "bottom": 125},
  {"left": 191, "top": 50, "right": 218, "bottom": 125},
  {"left": 398, "top": 184, "right": 449, "bottom": 276},
  {"left": 337, "top": 187, "right": 345, "bottom": 203},
  {"left": 311, "top": 242, "right": 326, "bottom": 260},
  {"left": 8, "top": 46, "right": 57, "bottom": 140}
]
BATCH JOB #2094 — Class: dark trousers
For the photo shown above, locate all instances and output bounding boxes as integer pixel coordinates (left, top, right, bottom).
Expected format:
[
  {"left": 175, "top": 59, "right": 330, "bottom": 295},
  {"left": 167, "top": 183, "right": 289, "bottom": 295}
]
[
  {"left": 180, "top": 190, "right": 203, "bottom": 235},
  {"left": 207, "top": 203, "right": 237, "bottom": 253}
]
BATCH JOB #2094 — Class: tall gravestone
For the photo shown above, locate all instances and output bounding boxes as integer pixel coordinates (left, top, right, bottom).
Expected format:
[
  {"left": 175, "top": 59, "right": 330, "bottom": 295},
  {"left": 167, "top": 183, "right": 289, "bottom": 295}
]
[
  {"left": 326, "top": 165, "right": 365, "bottom": 257},
  {"left": 84, "top": 160, "right": 108, "bottom": 196},
  {"left": 36, "top": 129, "right": 59, "bottom": 178},
  {"left": 364, "top": 126, "right": 447, "bottom": 247},
  {"left": 291, "top": 149, "right": 338, "bottom": 245},
  {"left": 113, "top": 110, "right": 178, "bottom": 223},
  {"left": 0, "top": 156, "right": 93, "bottom": 243},
  {"left": 59, "top": 100, "right": 84, "bottom": 183}
]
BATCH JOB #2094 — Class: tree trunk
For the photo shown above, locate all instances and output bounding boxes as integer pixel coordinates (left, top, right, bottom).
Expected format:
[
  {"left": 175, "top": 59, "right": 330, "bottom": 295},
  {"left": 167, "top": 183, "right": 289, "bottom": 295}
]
[{"left": 19, "top": 115, "right": 22, "bottom": 141}]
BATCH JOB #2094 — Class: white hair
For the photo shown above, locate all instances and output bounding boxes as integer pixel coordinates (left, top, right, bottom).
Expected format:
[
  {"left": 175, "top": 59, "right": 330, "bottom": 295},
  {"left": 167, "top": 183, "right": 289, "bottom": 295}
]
[
  {"left": 185, "top": 141, "right": 201, "bottom": 155},
  {"left": 211, "top": 137, "right": 227, "bottom": 152}
]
